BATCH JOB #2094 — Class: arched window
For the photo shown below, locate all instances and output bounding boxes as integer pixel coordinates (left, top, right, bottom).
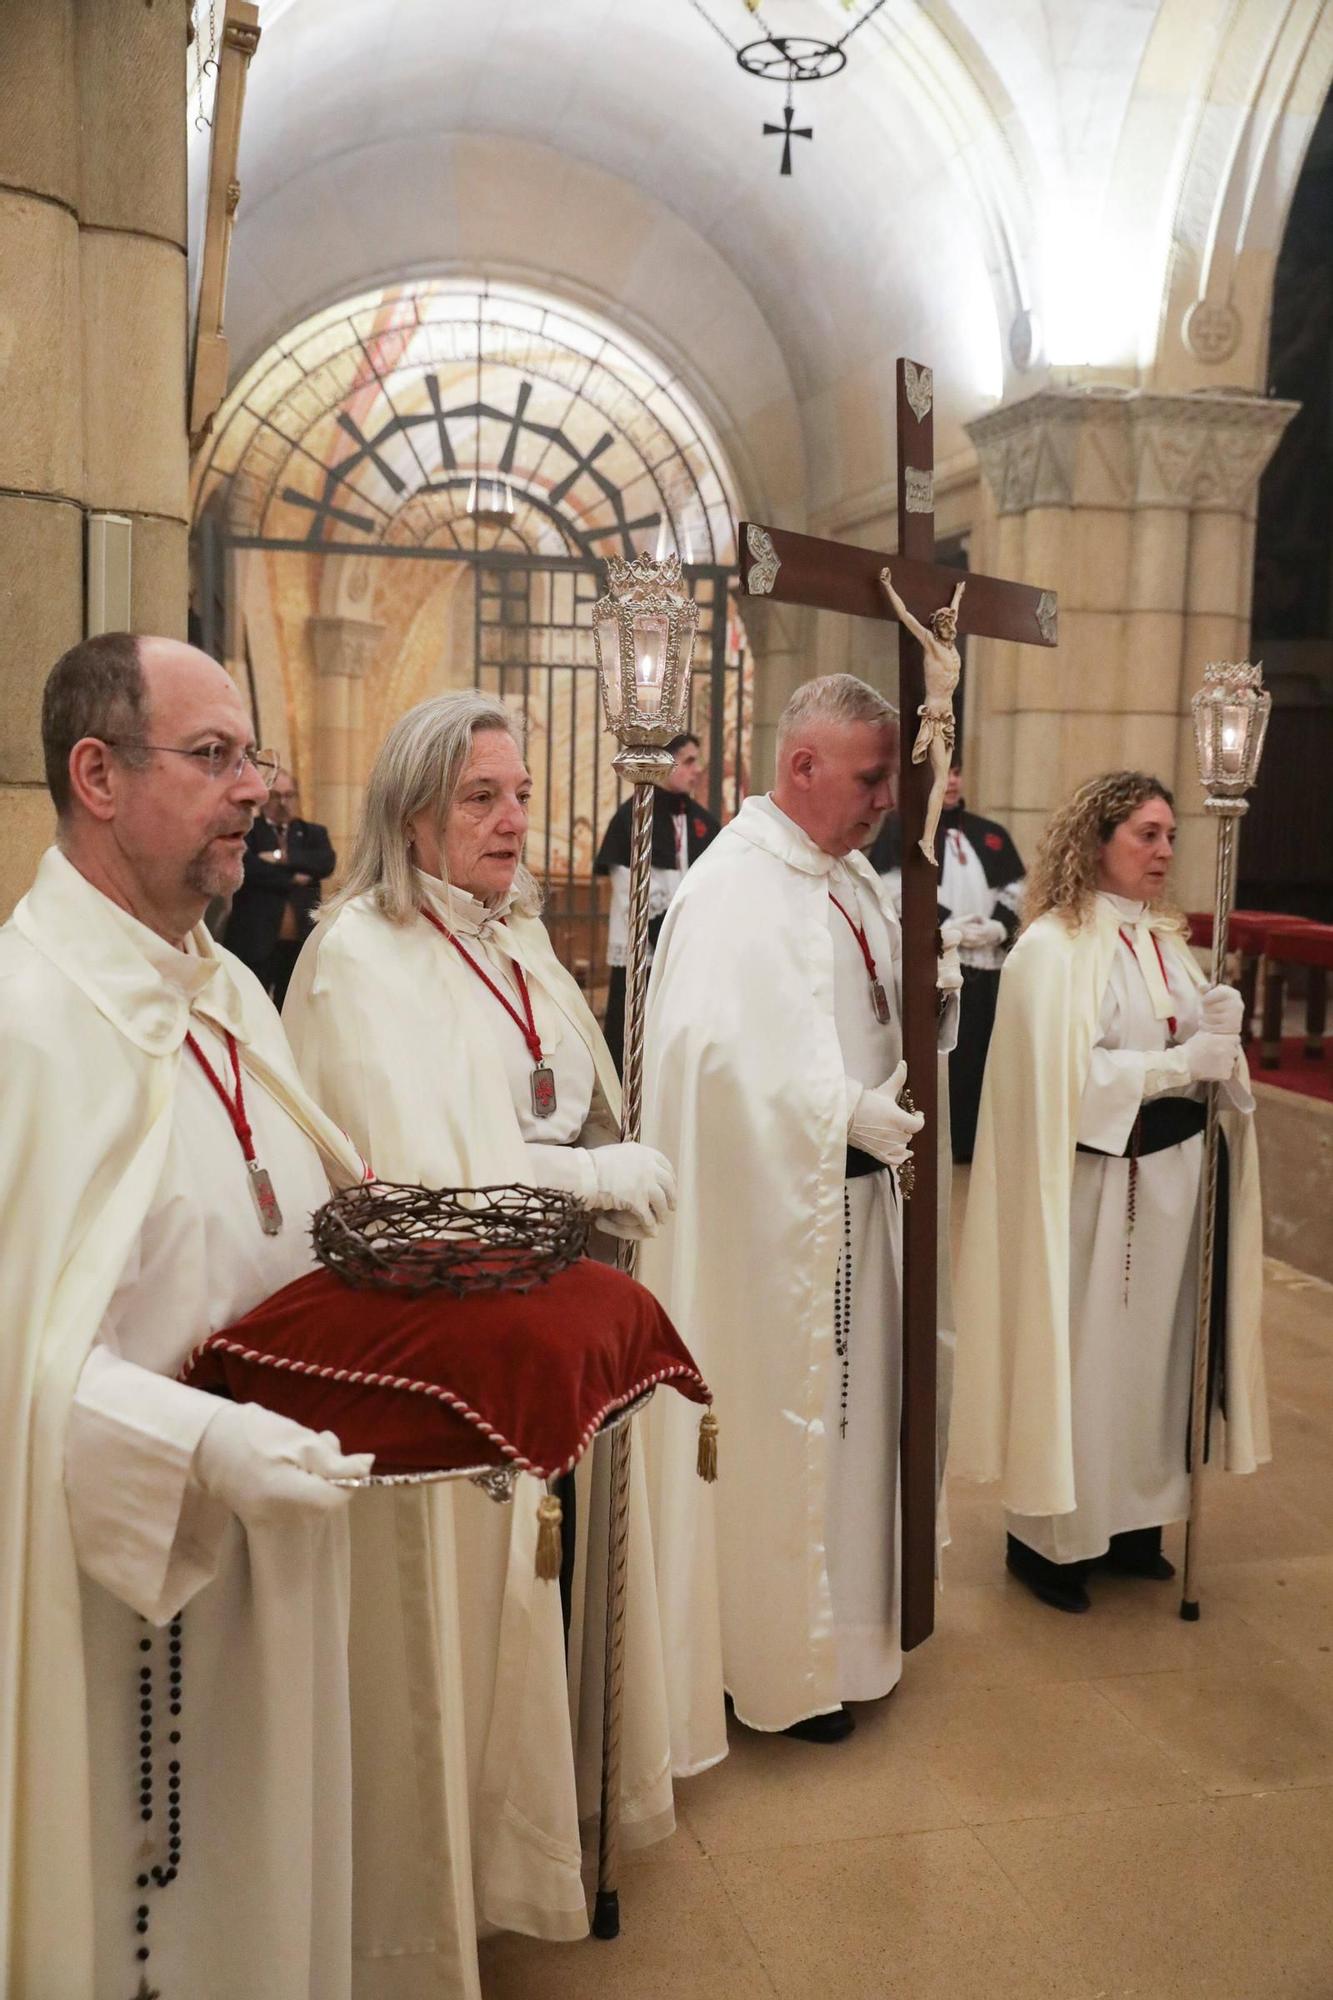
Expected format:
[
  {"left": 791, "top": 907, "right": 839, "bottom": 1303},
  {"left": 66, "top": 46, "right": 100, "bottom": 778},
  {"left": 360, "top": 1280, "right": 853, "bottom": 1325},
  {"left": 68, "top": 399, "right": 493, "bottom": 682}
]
[
  {"left": 193, "top": 278, "right": 737, "bottom": 565},
  {"left": 193, "top": 280, "right": 750, "bottom": 991}
]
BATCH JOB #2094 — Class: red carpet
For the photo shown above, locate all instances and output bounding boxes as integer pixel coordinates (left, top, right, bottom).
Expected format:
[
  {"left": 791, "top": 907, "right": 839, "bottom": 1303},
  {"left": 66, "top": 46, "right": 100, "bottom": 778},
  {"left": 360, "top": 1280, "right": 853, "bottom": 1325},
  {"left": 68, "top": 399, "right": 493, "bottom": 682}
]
[{"left": 1246, "top": 1036, "right": 1333, "bottom": 1104}]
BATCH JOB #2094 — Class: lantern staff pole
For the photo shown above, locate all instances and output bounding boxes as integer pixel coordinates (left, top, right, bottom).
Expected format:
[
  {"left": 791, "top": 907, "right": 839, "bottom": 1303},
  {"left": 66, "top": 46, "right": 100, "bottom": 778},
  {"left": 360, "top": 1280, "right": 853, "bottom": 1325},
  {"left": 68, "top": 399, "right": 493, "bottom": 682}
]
[
  {"left": 592, "top": 769, "right": 657, "bottom": 1942},
  {"left": 1180, "top": 660, "right": 1269, "bottom": 1623},
  {"left": 589, "top": 550, "right": 699, "bottom": 1940},
  {"left": 1179, "top": 798, "right": 1244, "bottom": 1621}
]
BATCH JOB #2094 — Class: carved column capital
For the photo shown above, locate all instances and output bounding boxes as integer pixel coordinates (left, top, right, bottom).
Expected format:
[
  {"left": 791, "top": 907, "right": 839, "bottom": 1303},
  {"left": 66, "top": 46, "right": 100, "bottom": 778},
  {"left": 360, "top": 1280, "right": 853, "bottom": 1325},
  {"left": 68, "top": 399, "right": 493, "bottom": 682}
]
[
  {"left": 308, "top": 614, "right": 383, "bottom": 680},
  {"left": 968, "top": 387, "right": 1298, "bottom": 516}
]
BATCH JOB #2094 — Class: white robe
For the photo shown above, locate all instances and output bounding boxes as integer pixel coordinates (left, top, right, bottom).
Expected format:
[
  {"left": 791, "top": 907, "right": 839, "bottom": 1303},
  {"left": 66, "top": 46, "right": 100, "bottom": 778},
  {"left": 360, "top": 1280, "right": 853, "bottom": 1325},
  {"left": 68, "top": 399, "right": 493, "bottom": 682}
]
[
  {"left": 636, "top": 796, "right": 956, "bottom": 1766},
  {"left": 0, "top": 848, "right": 368, "bottom": 2000},
  {"left": 951, "top": 894, "right": 1269, "bottom": 1522},
  {"left": 282, "top": 877, "right": 676, "bottom": 1977}
]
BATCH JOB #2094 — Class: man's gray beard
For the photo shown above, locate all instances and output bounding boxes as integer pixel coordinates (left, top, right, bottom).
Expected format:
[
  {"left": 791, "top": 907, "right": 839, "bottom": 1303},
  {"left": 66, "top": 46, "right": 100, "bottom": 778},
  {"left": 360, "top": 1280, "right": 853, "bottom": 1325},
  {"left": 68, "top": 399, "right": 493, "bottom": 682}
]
[{"left": 184, "top": 844, "right": 244, "bottom": 903}]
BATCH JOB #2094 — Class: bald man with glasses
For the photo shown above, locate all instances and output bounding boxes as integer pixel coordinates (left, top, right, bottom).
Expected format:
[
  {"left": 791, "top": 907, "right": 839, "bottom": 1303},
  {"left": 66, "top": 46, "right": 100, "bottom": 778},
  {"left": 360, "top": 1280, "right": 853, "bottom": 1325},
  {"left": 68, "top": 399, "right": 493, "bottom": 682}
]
[{"left": 0, "top": 631, "right": 382, "bottom": 1996}]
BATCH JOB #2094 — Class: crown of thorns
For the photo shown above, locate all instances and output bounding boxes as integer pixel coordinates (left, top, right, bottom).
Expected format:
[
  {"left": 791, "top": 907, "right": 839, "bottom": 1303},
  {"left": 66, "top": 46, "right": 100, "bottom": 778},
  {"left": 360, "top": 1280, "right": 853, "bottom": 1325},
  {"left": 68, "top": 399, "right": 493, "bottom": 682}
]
[{"left": 312, "top": 1182, "right": 589, "bottom": 1297}]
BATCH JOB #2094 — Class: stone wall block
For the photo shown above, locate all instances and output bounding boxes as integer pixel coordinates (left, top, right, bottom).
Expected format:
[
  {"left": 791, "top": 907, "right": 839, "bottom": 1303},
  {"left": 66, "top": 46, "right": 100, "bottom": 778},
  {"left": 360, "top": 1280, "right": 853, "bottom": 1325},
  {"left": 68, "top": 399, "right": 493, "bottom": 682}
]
[
  {"left": 1126, "top": 507, "right": 1190, "bottom": 612},
  {"left": 0, "top": 786, "right": 55, "bottom": 920},
  {"left": 77, "top": 0, "right": 187, "bottom": 245},
  {"left": 80, "top": 230, "right": 188, "bottom": 518},
  {"left": 1007, "top": 808, "right": 1048, "bottom": 865},
  {"left": 0, "top": 0, "right": 78, "bottom": 208},
  {"left": 129, "top": 515, "right": 188, "bottom": 640},
  {"left": 1183, "top": 612, "right": 1246, "bottom": 676},
  {"left": 1014, "top": 635, "right": 1067, "bottom": 713},
  {"left": 1018, "top": 504, "right": 1069, "bottom": 592},
  {"left": 0, "top": 191, "right": 81, "bottom": 495},
  {"left": 973, "top": 705, "right": 1013, "bottom": 816},
  {"left": 1011, "top": 710, "right": 1063, "bottom": 810},
  {"left": 0, "top": 495, "right": 82, "bottom": 784},
  {"left": 1117, "top": 711, "right": 1181, "bottom": 782},
  {"left": 1059, "top": 611, "right": 1130, "bottom": 710},
  {"left": 1069, "top": 507, "right": 1132, "bottom": 612},
  {"left": 1186, "top": 510, "right": 1249, "bottom": 619},
  {"left": 1122, "top": 613, "right": 1186, "bottom": 710},
  {"left": 1061, "top": 712, "right": 1125, "bottom": 789},
  {"left": 1171, "top": 814, "right": 1214, "bottom": 917}
]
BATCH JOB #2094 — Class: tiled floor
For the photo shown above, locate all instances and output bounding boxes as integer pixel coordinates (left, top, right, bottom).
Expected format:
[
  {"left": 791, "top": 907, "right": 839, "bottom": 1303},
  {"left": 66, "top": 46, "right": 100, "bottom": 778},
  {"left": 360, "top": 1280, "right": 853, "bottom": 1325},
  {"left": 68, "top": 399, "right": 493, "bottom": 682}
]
[{"left": 480, "top": 1256, "right": 1333, "bottom": 1999}]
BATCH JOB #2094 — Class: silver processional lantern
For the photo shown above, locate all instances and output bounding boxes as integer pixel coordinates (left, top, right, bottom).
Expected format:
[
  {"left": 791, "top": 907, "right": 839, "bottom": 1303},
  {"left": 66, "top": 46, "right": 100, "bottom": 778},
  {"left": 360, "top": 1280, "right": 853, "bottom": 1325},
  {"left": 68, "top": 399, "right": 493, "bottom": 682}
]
[
  {"left": 587, "top": 549, "right": 699, "bottom": 1944},
  {"left": 1191, "top": 658, "right": 1271, "bottom": 801},
  {"left": 1180, "top": 660, "right": 1270, "bottom": 1626},
  {"left": 593, "top": 550, "right": 701, "bottom": 785}
]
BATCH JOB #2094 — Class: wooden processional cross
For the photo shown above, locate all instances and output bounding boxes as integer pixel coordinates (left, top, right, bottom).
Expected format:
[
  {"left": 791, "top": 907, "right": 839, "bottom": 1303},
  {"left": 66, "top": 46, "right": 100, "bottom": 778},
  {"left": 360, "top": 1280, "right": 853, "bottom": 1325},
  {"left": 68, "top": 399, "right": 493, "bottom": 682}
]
[{"left": 739, "top": 357, "right": 1060, "bottom": 1650}]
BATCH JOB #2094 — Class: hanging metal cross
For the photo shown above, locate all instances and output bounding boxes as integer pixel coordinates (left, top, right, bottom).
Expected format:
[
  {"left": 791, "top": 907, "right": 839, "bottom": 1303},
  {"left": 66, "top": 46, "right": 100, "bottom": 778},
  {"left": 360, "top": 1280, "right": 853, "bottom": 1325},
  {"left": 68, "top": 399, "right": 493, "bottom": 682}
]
[
  {"left": 739, "top": 356, "right": 1060, "bottom": 1653},
  {"left": 762, "top": 101, "right": 813, "bottom": 175}
]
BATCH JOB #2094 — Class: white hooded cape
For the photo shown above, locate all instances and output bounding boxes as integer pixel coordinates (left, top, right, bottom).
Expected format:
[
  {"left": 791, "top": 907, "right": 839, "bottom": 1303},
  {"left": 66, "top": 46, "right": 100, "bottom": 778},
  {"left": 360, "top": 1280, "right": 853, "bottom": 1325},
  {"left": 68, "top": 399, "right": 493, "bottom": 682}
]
[
  {"left": 949, "top": 898, "right": 1268, "bottom": 1517},
  {"left": 0, "top": 848, "right": 366, "bottom": 1999},
  {"left": 282, "top": 889, "right": 676, "bottom": 1971}
]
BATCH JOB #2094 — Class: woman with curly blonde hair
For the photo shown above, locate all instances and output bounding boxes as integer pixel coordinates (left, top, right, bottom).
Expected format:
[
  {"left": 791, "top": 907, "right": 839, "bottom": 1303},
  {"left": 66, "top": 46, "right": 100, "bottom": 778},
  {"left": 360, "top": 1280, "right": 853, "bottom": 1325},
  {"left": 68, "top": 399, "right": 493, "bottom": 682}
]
[
  {"left": 950, "top": 770, "right": 1269, "bottom": 1614},
  {"left": 1023, "top": 770, "right": 1185, "bottom": 932}
]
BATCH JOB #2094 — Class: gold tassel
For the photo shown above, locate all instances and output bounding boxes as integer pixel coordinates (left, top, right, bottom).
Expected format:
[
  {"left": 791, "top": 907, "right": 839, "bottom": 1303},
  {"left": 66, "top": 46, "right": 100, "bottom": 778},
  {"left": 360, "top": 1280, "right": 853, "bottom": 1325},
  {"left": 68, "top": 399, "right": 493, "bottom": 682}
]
[
  {"left": 534, "top": 1492, "right": 563, "bottom": 1581},
  {"left": 696, "top": 1408, "right": 719, "bottom": 1484}
]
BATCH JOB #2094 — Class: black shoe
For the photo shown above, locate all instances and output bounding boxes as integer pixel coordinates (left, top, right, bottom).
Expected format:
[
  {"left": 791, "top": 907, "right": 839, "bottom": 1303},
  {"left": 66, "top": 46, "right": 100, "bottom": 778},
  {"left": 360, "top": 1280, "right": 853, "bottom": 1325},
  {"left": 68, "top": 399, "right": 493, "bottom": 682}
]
[
  {"left": 1097, "top": 1528, "right": 1176, "bottom": 1580},
  {"left": 1006, "top": 1535, "right": 1091, "bottom": 1614},
  {"left": 783, "top": 1706, "right": 856, "bottom": 1744}
]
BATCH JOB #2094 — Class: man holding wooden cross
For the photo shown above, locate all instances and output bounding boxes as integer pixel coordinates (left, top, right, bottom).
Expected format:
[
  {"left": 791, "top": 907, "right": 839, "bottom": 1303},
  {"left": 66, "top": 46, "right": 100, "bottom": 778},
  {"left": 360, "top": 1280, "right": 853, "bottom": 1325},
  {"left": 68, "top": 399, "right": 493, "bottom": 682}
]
[{"left": 638, "top": 358, "right": 1058, "bottom": 1761}]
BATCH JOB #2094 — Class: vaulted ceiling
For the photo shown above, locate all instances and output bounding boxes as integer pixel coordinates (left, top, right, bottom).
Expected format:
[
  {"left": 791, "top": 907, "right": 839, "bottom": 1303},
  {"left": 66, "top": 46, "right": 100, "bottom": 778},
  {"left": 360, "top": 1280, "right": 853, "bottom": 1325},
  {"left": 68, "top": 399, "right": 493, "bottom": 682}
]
[{"left": 200, "top": 0, "right": 1332, "bottom": 526}]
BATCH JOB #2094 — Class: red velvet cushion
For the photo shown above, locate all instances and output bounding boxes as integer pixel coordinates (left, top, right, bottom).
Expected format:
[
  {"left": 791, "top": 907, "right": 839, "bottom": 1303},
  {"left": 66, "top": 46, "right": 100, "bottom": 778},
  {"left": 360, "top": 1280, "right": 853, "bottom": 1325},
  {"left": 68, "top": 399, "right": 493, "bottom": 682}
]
[{"left": 181, "top": 1258, "right": 709, "bottom": 1478}]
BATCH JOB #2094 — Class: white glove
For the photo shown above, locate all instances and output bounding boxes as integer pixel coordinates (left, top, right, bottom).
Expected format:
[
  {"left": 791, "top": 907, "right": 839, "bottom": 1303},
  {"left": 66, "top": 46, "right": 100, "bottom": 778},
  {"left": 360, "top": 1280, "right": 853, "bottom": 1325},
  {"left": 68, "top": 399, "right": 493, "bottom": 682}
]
[
  {"left": 1199, "top": 983, "right": 1244, "bottom": 1035},
  {"left": 587, "top": 1141, "right": 677, "bottom": 1238},
  {"left": 1181, "top": 1030, "right": 1242, "bottom": 1084},
  {"left": 936, "top": 920, "right": 964, "bottom": 994},
  {"left": 194, "top": 1400, "right": 373, "bottom": 1530},
  {"left": 521, "top": 1139, "right": 676, "bottom": 1238},
  {"left": 847, "top": 1058, "right": 924, "bottom": 1170},
  {"left": 958, "top": 915, "right": 1006, "bottom": 950}
]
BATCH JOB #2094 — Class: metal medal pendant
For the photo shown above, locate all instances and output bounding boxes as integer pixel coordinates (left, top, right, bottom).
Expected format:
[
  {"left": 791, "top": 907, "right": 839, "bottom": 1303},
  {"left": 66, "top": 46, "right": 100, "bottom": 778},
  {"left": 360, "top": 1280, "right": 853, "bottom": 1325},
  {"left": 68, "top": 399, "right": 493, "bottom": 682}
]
[
  {"left": 530, "top": 1063, "right": 558, "bottom": 1119},
  {"left": 871, "top": 979, "right": 891, "bottom": 1024},
  {"left": 248, "top": 1161, "right": 284, "bottom": 1235}
]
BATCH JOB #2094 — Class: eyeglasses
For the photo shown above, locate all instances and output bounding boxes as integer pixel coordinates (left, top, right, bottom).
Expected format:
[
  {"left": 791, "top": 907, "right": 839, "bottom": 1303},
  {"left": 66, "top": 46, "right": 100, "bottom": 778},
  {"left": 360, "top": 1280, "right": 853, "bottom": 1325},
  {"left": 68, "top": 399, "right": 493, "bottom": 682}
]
[{"left": 104, "top": 741, "right": 282, "bottom": 787}]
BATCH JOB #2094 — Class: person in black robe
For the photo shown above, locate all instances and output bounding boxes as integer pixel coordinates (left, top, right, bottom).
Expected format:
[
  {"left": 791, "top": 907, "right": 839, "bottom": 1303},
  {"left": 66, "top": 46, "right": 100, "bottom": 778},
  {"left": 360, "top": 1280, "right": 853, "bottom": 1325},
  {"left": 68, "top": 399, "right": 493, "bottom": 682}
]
[
  {"left": 868, "top": 757, "right": 1024, "bottom": 1161},
  {"left": 594, "top": 732, "right": 721, "bottom": 1072}
]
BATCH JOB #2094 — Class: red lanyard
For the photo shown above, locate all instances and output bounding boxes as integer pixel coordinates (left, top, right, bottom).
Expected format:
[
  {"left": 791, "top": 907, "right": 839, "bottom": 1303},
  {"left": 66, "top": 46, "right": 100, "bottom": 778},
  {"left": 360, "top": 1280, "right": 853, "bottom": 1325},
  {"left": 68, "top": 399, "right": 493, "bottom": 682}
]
[
  {"left": 829, "top": 891, "right": 891, "bottom": 1024},
  {"left": 183, "top": 1027, "right": 284, "bottom": 1233},
  {"left": 421, "top": 905, "right": 558, "bottom": 1117},
  {"left": 421, "top": 905, "right": 542, "bottom": 1064},
  {"left": 1119, "top": 925, "right": 1177, "bottom": 1035},
  {"left": 185, "top": 1027, "right": 257, "bottom": 1160}
]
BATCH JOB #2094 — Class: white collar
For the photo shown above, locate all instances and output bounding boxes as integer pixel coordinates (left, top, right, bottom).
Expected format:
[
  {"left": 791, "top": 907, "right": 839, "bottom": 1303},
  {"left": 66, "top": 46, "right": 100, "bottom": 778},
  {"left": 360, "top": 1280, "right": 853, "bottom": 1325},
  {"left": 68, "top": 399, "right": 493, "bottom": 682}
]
[
  {"left": 1099, "top": 892, "right": 1147, "bottom": 921},
  {"left": 417, "top": 869, "right": 515, "bottom": 940},
  {"left": 13, "top": 847, "right": 249, "bottom": 1055},
  {"left": 730, "top": 794, "right": 839, "bottom": 877}
]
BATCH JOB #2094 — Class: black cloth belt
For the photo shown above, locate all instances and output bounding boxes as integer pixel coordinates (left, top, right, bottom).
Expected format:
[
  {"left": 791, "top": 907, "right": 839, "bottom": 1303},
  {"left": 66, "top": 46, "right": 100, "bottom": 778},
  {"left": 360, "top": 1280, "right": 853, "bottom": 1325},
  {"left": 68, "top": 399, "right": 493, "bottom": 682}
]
[
  {"left": 845, "top": 1144, "right": 887, "bottom": 1179},
  {"left": 1076, "top": 1095, "right": 1206, "bottom": 1160}
]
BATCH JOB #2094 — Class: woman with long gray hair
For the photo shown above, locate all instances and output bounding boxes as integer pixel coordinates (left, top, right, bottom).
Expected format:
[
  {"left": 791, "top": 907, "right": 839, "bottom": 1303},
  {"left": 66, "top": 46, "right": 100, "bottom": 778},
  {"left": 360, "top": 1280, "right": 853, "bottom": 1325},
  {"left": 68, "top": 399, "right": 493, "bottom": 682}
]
[
  {"left": 283, "top": 690, "right": 678, "bottom": 1985},
  {"left": 950, "top": 770, "right": 1269, "bottom": 1615}
]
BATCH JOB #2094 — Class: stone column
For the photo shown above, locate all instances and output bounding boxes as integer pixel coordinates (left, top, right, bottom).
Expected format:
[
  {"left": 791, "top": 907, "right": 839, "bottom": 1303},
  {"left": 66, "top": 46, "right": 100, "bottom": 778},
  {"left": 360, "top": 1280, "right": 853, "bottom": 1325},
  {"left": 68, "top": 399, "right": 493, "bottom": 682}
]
[
  {"left": 744, "top": 599, "right": 817, "bottom": 790},
  {"left": 308, "top": 614, "right": 383, "bottom": 866},
  {"left": 0, "top": 0, "right": 188, "bottom": 917},
  {"left": 965, "top": 388, "right": 1295, "bottom": 909}
]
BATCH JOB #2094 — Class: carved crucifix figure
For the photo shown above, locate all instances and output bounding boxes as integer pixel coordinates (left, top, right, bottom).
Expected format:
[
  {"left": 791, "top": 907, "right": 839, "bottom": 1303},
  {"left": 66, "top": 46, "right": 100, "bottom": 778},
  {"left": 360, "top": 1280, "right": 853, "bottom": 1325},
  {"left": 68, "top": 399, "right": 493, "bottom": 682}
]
[
  {"left": 881, "top": 566, "right": 966, "bottom": 864},
  {"left": 740, "top": 356, "right": 1058, "bottom": 1650}
]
